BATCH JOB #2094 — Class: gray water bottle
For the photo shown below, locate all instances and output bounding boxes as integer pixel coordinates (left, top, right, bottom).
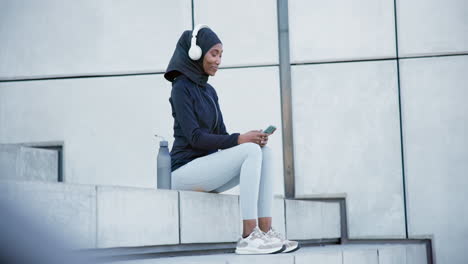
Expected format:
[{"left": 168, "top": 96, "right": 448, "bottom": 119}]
[{"left": 156, "top": 137, "right": 171, "bottom": 189}]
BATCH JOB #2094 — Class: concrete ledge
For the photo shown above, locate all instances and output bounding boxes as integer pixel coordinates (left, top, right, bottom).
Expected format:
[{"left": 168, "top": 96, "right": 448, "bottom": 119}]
[
  {"left": 295, "top": 251, "right": 342, "bottom": 264},
  {"left": 0, "top": 181, "right": 343, "bottom": 249},
  {"left": 295, "top": 193, "right": 347, "bottom": 199},
  {"left": 285, "top": 199, "right": 341, "bottom": 240},
  {"left": 0, "top": 181, "right": 96, "bottom": 248},
  {"left": 107, "top": 243, "right": 428, "bottom": 264},
  {"left": 322, "top": 202, "right": 341, "bottom": 238},
  {"left": 406, "top": 244, "right": 427, "bottom": 264},
  {"left": 97, "top": 186, "right": 179, "bottom": 248},
  {"left": 271, "top": 196, "right": 286, "bottom": 235},
  {"left": 179, "top": 191, "right": 240, "bottom": 243},
  {"left": 0, "top": 180, "right": 431, "bottom": 263},
  {"left": 0, "top": 144, "right": 58, "bottom": 182},
  {"left": 378, "top": 246, "right": 407, "bottom": 264},
  {"left": 110, "top": 255, "right": 227, "bottom": 264},
  {"left": 226, "top": 254, "right": 294, "bottom": 264},
  {"left": 343, "top": 249, "right": 378, "bottom": 264}
]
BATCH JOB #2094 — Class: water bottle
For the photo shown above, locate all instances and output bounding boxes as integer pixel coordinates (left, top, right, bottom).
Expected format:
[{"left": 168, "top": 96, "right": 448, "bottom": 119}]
[{"left": 156, "top": 136, "right": 171, "bottom": 189}]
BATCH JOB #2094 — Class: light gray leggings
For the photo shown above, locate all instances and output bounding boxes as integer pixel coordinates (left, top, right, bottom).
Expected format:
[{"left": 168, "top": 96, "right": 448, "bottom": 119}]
[{"left": 171, "top": 143, "right": 274, "bottom": 220}]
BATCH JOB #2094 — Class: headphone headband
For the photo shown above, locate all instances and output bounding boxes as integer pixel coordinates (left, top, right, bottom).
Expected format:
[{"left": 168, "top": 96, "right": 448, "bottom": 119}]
[{"left": 192, "top": 24, "right": 209, "bottom": 41}]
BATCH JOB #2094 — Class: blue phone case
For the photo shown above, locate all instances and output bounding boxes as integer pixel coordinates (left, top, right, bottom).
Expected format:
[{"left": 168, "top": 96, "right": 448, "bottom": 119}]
[{"left": 264, "top": 125, "right": 276, "bottom": 134}]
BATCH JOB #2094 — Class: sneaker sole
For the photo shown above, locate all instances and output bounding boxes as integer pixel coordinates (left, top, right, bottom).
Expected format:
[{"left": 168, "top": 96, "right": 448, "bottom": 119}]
[
  {"left": 272, "top": 244, "right": 287, "bottom": 254},
  {"left": 235, "top": 245, "right": 285, "bottom": 255},
  {"left": 282, "top": 244, "right": 300, "bottom": 253}
]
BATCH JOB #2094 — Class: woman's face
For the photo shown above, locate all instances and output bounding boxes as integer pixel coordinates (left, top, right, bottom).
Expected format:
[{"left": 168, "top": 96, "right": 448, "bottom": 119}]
[{"left": 203, "top": 43, "right": 223, "bottom": 76}]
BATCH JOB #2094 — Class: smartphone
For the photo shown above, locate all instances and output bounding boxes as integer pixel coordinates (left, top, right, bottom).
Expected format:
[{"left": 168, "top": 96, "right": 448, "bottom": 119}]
[{"left": 263, "top": 125, "right": 276, "bottom": 134}]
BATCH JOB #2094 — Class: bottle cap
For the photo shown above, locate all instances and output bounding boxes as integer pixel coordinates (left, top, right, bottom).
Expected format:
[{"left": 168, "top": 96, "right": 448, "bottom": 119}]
[{"left": 160, "top": 140, "right": 168, "bottom": 147}]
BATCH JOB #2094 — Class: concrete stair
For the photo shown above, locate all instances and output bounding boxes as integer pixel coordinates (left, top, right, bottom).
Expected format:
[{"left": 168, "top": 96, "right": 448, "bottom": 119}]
[
  {"left": 103, "top": 244, "right": 428, "bottom": 264},
  {"left": 0, "top": 180, "right": 431, "bottom": 263},
  {"left": 0, "top": 181, "right": 341, "bottom": 248}
]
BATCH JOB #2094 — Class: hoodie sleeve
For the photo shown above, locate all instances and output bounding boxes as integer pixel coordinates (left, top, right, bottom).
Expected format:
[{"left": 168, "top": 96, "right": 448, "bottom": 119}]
[{"left": 171, "top": 81, "right": 239, "bottom": 150}]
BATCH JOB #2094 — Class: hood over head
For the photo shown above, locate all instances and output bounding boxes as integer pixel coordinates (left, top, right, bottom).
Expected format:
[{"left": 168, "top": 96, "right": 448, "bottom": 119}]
[{"left": 164, "top": 27, "right": 222, "bottom": 86}]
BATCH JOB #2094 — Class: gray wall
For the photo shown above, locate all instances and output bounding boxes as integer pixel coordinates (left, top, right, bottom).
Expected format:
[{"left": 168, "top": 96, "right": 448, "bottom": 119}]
[
  {"left": 288, "top": 0, "right": 405, "bottom": 239},
  {"left": 288, "top": 0, "right": 396, "bottom": 62},
  {"left": 0, "top": 74, "right": 173, "bottom": 187},
  {"left": 0, "top": 0, "right": 467, "bottom": 263},
  {"left": 400, "top": 55, "right": 468, "bottom": 264},
  {"left": 0, "top": 0, "right": 192, "bottom": 78},
  {"left": 291, "top": 60, "right": 405, "bottom": 238},
  {"left": 0, "top": 0, "right": 285, "bottom": 195}
]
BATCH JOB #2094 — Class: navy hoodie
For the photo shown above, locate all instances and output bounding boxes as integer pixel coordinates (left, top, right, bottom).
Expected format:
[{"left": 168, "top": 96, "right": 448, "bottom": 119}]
[{"left": 164, "top": 29, "right": 240, "bottom": 172}]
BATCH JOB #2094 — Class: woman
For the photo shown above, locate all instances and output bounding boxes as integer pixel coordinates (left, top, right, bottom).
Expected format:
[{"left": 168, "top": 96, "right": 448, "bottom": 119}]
[{"left": 164, "top": 25, "right": 299, "bottom": 255}]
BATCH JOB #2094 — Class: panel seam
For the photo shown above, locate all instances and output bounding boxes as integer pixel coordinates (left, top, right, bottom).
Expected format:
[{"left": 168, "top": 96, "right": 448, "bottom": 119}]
[{"left": 393, "top": 0, "right": 409, "bottom": 239}]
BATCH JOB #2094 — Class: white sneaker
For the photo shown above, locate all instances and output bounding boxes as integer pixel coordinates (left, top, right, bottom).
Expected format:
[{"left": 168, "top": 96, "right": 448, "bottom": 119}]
[
  {"left": 235, "top": 227, "right": 285, "bottom": 255},
  {"left": 264, "top": 228, "right": 300, "bottom": 253}
]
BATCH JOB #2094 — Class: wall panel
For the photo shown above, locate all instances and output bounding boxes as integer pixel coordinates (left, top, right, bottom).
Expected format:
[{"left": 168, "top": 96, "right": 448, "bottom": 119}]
[
  {"left": 289, "top": 0, "right": 396, "bottom": 63},
  {"left": 291, "top": 61, "right": 405, "bottom": 238},
  {"left": 397, "top": 0, "right": 468, "bottom": 56},
  {"left": 0, "top": 0, "right": 192, "bottom": 79},
  {"left": 194, "top": 0, "right": 279, "bottom": 67},
  {"left": 400, "top": 55, "right": 468, "bottom": 264}
]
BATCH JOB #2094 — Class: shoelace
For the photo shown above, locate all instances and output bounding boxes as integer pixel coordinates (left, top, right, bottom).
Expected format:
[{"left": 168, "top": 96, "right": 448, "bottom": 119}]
[
  {"left": 267, "top": 228, "right": 285, "bottom": 240},
  {"left": 250, "top": 227, "right": 270, "bottom": 243}
]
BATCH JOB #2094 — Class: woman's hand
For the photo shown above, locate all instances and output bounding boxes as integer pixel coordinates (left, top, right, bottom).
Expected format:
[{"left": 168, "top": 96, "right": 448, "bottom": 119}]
[
  {"left": 259, "top": 135, "right": 269, "bottom": 147},
  {"left": 259, "top": 127, "right": 275, "bottom": 147},
  {"left": 238, "top": 130, "right": 269, "bottom": 146}
]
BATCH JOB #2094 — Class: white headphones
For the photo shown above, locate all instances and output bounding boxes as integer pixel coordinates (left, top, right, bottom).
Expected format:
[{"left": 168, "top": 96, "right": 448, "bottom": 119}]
[{"left": 188, "top": 24, "right": 210, "bottom": 60}]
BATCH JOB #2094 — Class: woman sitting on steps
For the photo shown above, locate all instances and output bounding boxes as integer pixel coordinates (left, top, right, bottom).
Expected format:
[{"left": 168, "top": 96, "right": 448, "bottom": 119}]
[{"left": 164, "top": 24, "right": 299, "bottom": 255}]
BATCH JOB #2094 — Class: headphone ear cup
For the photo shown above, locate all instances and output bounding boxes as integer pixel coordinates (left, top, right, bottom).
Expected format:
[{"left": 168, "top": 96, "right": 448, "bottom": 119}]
[{"left": 188, "top": 45, "right": 202, "bottom": 60}]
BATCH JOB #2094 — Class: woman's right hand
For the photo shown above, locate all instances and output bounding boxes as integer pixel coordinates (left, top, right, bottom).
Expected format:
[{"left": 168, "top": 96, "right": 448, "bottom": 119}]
[{"left": 238, "top": 130, "right": 268, "bottom": 145}]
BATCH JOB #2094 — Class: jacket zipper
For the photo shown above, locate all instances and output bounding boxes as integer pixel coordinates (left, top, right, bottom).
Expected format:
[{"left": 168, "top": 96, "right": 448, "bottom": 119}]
[
  {"left": 198, "top": 85, "right": 219, "bottom": 133},
  {"left": 207, "top": 94, "right": 219, "bottom": 133}
]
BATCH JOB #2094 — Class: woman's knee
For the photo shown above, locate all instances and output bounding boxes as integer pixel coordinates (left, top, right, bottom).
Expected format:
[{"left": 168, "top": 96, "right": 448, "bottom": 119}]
[
  {"left": 239, "top": 142, "right": 262, "bottom": 156},
  {"left": 261, "top": 145, "right": 273, "bottom": 155},
  {"left": 261, "top": 145, "right": 274, "bottom": 165}
]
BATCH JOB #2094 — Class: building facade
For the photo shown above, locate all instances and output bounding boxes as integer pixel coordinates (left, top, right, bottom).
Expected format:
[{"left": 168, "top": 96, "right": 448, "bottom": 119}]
[{"left": 1, "top": 0, "right": 467, "bottom": 263}]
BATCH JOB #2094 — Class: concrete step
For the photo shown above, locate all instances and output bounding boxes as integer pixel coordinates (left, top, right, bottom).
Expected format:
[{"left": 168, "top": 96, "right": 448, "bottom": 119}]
[
  {"left": 103, "top": 243, "right": 428, "bottom": 264},
  {"left": 0, "top": 144, "right": 58, "bottom": 182},
  {"left": 285, "top": 199, "right": 341, "bottom": 240},
  {"left": 0, "top": 181, "right": 341, "bottom": 249}
]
